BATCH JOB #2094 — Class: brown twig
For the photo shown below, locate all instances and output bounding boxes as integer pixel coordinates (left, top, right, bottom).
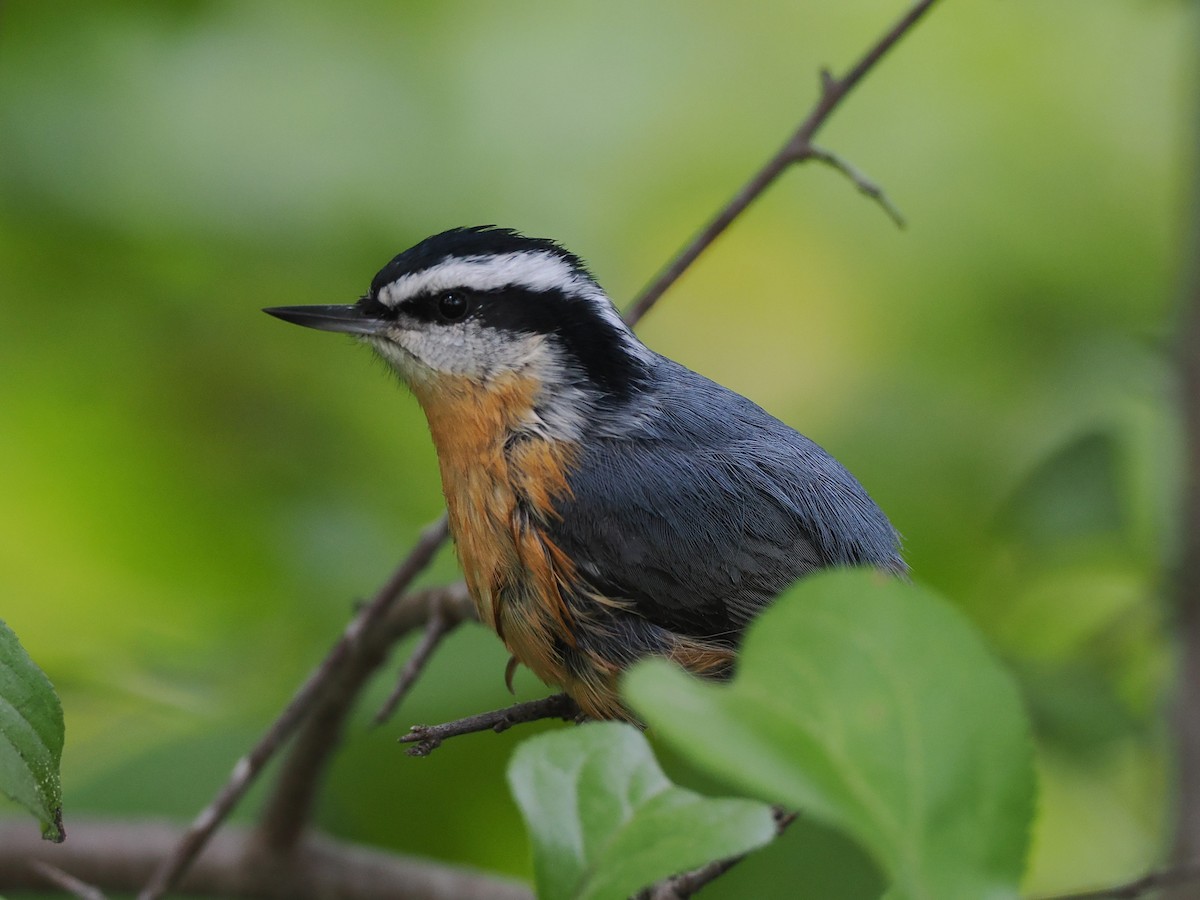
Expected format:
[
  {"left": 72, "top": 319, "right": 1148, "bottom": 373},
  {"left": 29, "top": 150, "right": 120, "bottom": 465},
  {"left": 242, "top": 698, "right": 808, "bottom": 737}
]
[
  {"left": 1170, "top": 20, "right": 1200, "bottom": 895},
  {"left": 29, "top": 860, "right": 107, "bottom": 900},
  {"left": 640, "top": 808, "right": 798, "bottom": 900},
  {"left": 400, "top": 693, "right": 581, "bottom": 757},
  {"left": 624, "top": 0, "right": 940, "bottom": 325},
  {"left": 138, "top": 514, "right": 451, "bottom": 900},
  {"left": 2, "top": 819, "right": 531, "bottom": 900},
  {"left": 807, "top": 145, "right": 905, "bottom": 228},
  {"left": 374, "top": 600, "right": 459, "bottom": 725},
  {"left": 1037, "top": 862, "right": 1200, "bottom": 900}
]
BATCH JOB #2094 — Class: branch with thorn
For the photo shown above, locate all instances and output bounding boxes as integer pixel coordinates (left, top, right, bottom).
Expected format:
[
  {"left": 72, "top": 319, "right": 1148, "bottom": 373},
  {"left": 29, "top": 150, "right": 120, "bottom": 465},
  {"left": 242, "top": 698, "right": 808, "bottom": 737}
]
[{"left": 624, "top": 0, "right": 937, "bottom": 323}]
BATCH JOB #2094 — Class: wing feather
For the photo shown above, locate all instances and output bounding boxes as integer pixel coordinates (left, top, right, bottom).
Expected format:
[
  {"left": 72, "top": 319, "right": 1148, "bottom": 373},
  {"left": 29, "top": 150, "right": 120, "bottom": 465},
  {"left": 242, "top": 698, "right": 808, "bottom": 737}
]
[{"left": 548, "top": 358, "right": 904, "bottom": 642}]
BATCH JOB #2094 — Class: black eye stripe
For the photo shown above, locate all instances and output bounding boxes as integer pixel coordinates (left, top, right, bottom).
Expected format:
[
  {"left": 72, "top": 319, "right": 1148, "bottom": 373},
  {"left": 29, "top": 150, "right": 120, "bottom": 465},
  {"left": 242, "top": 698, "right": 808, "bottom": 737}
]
[
  {"left": 362, "top": 282, "right": 645, "bottom": 397},
  {"left": 363, "top": 288, "right": 483, "bottom": 325}
]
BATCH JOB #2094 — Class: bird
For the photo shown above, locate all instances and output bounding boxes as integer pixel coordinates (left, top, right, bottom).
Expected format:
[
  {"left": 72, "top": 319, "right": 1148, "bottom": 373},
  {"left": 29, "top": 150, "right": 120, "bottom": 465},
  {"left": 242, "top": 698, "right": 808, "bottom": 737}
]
[{"left": 265, "top": 226, "right": 905, "bottom": 720}]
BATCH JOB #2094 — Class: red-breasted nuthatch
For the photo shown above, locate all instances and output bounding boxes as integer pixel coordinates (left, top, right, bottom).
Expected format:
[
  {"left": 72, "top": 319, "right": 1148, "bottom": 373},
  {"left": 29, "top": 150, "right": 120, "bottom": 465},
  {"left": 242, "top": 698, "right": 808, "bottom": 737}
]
[{"left": 266, "top": 226, "right": 905, "bottom": 719}]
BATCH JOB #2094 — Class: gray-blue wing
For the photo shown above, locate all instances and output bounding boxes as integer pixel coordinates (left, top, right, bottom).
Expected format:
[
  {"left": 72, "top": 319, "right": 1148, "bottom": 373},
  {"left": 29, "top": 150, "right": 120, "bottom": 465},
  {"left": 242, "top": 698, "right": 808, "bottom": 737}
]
[{"left": 548, "top": 359, "right": 904, "bottom": 643}]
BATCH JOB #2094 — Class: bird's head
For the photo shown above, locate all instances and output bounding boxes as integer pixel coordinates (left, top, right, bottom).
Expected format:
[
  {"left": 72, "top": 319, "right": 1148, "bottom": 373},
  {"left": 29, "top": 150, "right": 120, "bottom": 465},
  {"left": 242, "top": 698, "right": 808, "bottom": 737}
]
[{"left": 266, "top": 226, "right": 653, "bottom": 440}]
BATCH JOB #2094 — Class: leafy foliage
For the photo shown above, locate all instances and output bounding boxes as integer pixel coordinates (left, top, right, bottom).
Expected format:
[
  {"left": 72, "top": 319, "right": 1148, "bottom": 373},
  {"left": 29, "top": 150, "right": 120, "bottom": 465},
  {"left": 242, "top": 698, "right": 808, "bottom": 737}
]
[
  {"left": 507, "top": 721, "right": 776, "bottom": 900},
  {"left": 625, "top": 570, "right": 1036, "bottom": 900},
  {"left": 0, "top": 620, "right": 64, "bottom": 842}
]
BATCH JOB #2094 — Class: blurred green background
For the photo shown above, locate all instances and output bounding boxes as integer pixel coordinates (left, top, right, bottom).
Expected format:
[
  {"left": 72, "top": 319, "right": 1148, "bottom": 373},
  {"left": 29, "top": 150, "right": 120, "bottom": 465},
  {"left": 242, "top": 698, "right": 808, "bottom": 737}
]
[{"left": 0, "top": 0, "right": 1194, "bottom": 896}]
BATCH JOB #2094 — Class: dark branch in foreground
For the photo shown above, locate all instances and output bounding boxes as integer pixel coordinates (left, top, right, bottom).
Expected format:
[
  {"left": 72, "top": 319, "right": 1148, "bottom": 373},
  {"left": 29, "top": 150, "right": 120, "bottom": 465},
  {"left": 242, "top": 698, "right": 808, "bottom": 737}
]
[
  {"left": 400, "top": 693, "right": 582, "bottom": 757},
  {"left": 374, "top": 599, "right": 459, "bottom": 725},
  {"left": 138, "top": 515, "right": 451, "bottom": 900},
  {"left": 1169, "top": 23, "right": 1200, "bottom": 898},
  {"left": 254, "top": 582, "right": 474, "bottom": 853},
  {"left": 29, "top": 861, "right": 107, "bottom": 900},
  {"left": 640, "top": 808, "right": 798, "bottom": 900},
  {"left": 1037, "top": 862, "right": 1200, "bottom": 900},
  {"left": 1, "top": 820, "right": 530, "bottom": 900},
  {"left": 624, "top": 0, "right": 940, "bottom": 325}
]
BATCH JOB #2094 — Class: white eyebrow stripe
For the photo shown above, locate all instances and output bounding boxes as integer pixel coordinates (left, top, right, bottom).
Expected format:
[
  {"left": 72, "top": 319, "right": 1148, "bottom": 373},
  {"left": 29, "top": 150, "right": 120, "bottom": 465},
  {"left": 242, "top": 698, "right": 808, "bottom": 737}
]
[
  {"left": 377, "top": 250, "right": 653, "bottom": 363},
  {"left": 380, "top": 251, "right": 594, "bottom": 307}
]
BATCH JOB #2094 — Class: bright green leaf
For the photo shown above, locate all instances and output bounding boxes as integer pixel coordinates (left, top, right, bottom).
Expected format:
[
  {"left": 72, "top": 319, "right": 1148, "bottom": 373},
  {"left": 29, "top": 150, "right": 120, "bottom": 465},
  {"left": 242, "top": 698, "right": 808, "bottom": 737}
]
[
  {"left": 624, "top": 570, "right": 1035, "bottom": 900},
  {"left": 507, "top": 721, "right": 776, "bottom": 900},
  {"left": 0, "top": 620, "right": 65, "bottom": 842}
]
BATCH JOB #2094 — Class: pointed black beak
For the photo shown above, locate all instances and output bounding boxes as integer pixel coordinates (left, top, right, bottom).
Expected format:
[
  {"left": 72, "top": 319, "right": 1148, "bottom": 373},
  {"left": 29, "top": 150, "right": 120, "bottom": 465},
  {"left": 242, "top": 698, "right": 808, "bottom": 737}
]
[{"left": 263, "top": 304, "right": 383, "bottom": 336}]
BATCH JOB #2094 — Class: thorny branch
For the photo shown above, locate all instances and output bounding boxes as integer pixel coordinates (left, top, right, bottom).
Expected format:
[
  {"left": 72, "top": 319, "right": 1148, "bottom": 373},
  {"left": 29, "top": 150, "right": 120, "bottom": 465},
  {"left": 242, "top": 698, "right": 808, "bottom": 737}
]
[
  {"left": 0, "top": 3, "right": 952, "bottom": 899},
  {"left": 624, "top": 0, "right": 940, "bottom": 324}
]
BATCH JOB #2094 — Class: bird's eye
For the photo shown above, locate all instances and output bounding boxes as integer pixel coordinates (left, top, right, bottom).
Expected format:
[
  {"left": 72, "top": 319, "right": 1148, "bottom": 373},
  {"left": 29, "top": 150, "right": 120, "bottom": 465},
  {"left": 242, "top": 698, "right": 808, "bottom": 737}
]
[{"left": 437, "top": 291, "right": 470, "bottom": 322}]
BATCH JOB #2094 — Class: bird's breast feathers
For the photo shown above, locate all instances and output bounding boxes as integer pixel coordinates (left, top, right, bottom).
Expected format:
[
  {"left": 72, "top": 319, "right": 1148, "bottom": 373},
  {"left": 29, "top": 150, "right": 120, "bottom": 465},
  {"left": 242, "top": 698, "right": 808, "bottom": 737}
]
[{"left": 416, "top": 371, "right": 587, "bottom": 684}]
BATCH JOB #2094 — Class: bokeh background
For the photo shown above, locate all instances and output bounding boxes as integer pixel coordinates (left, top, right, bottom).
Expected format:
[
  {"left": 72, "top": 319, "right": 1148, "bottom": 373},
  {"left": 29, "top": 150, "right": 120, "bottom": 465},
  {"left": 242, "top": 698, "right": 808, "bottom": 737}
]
[{"left": 0, "top": 0, "right": 1195, "bottom": 896}]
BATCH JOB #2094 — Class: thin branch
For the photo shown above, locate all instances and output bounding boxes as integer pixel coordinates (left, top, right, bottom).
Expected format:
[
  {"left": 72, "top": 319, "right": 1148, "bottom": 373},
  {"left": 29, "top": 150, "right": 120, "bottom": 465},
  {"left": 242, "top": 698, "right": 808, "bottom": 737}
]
[
  {"left": 29, "top": 860, "right": 107, "bottom": 900},
  {"left": 807, "top": 145, "right": 905, "bottom": 228},
  {"left": 641, "top": 808, "right": 797, "bottom": 900},
  {"left": 373, "top": 600, "right": 459, "bottom": 725},
  {"left": 1037, "top": 862, "right": 1200, "bottom": 900},
  {"left": 650, "top": 856, "right": 742, "bottom": 900},
  {"left": 1, "top": 819, "right": 531, "bottom": 900},
  {"left": 624, "top": 0, "right": 940, "bottom": 325},
  {"left": 1169, "top": 16, "right": 1200, "bottom": 895},
  {"left": 138, "top": 514, "right": 451, "bottom": 900},
  {"left": 400, "top": 693, "right": 581, "bottom": 757},
  {"left": 254, "top": 581, "right": 474, "bottom": 853}
]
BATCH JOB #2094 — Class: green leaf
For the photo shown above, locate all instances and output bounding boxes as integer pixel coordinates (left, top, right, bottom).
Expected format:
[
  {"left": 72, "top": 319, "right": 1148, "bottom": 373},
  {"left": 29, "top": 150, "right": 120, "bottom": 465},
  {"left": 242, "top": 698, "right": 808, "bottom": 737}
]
[
  {"left": 0, "top": 620, "right": 65, "bottom": 842},
  {"left": 507, "top": 721, "right": 776, "bottom": 900},
  {"left": 624, "top": 570, "right": 1035, "bottom": 900}
]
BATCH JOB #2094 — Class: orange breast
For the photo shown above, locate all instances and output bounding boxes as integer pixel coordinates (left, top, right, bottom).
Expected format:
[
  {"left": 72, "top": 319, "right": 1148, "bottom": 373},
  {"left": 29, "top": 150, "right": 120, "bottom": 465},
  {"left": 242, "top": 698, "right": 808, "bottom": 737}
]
[{"left": 411, "top": 373, "right": 581, "bottom": 691}]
